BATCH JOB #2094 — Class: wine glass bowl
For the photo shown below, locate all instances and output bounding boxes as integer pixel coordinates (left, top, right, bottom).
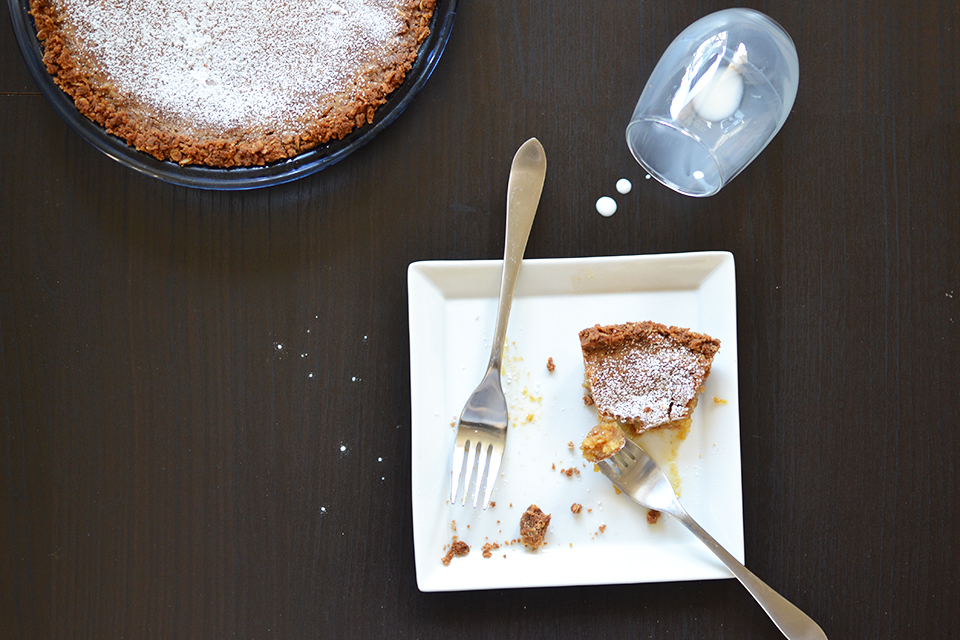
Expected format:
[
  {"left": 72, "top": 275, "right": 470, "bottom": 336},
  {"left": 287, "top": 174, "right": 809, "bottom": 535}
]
[{"left": 626, "top": 9, "right": 799, "bottom": 197}]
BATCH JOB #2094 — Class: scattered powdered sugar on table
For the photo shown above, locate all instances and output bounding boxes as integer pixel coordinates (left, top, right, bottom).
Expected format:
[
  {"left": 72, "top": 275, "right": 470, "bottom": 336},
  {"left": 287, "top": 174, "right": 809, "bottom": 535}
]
[{"left": 60, "top": 0, "right": 403, "bottom": 131}]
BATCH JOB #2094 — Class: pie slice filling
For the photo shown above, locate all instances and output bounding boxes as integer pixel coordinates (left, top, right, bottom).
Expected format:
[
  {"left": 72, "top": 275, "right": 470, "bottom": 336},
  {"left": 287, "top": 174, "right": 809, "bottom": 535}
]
[{"left": 578, "top": 321, "right": 720, "bottom": 462}]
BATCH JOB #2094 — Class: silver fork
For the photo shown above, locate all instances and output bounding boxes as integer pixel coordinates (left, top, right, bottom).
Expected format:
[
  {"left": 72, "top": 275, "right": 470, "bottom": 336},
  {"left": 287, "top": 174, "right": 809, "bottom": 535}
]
[
  {"left": 449, "top": 137, "right": 547, "bottom": 509},
  {"left": 598, "top": 438, "right": 828, "bottom": 640}
]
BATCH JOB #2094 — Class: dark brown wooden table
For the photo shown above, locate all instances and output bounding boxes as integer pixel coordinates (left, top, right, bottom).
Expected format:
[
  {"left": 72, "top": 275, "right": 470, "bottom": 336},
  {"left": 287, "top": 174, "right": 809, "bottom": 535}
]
[{"left": 2, "top": 1, "right": 958, "bottom": 638}]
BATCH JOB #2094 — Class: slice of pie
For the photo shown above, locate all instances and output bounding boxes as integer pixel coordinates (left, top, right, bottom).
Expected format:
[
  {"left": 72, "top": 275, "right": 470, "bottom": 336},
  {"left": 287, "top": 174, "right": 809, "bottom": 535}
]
[{"left": 578, "top": 321, "right": 720, "bottom": 462}]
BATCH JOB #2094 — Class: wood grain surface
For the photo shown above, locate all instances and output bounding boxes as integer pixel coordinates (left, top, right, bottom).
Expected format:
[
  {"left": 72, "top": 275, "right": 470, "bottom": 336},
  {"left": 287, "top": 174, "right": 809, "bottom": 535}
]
[{"left": 2, "top": 1, "right": 958, "bottom": 638}]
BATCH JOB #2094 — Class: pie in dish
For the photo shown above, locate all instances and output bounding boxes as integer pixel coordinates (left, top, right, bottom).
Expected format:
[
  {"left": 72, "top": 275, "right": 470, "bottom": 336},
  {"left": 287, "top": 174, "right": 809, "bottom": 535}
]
[
  {"left": 29, "top": 0, "right": 436, "bottom": 167},
  {"left": 578, "top": 321, "right": 720, "bottom": 462}
]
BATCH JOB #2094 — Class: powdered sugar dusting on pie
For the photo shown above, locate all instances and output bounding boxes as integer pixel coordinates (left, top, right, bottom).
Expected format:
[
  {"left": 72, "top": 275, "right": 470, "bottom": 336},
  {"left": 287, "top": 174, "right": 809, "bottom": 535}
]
[
  {"left": 57, "top": 0, "right": 402, "bottom": 132},
  {"left": 579, "top": 321, "right": 720, "bottom": 433},
  {"left": 30, "top": 0, "right": 435, "bottom": 165}
]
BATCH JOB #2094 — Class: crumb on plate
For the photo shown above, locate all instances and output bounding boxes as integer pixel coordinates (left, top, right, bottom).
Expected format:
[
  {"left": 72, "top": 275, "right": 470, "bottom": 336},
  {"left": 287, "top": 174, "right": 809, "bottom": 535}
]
[
  {"left": 441, "top": 538, "right": 470, "bottom": 565},
  {"left": 519, "top": 504, "right": 551, "bottom": 549}
]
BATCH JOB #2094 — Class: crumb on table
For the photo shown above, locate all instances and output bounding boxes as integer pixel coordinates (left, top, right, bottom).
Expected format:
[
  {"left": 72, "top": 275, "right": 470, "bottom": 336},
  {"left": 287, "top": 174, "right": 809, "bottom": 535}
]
[
  {"left": 571, "top": 503, "right": 582, "bottom": 514},
  {"left": 547, "top": 357, "right": 556, "bottom": 372},
  {"left": 647, "top": 510, "right": 661, "bottom": 525},
  {"left": 481, "top": 542, "right": 501, "bottom": 558}
]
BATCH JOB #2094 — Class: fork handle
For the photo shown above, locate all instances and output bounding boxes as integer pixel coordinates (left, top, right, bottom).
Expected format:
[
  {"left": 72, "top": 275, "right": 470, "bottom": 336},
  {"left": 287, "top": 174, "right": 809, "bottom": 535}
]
[
  {"left": 489, "top": 138, "right": 545, "bottom": 370},
  {"left": 672, "top": 509, "right": 828, "bottom": 640}
]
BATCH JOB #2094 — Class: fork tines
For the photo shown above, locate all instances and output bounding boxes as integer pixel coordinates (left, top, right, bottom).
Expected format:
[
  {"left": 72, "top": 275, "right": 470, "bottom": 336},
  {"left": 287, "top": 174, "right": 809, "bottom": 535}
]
[
  {"left": 450, "top": 437, "right": 503, "bottom": 509},
  {"left": 611, "top": 439, "right": 639, "bottom": 467}
]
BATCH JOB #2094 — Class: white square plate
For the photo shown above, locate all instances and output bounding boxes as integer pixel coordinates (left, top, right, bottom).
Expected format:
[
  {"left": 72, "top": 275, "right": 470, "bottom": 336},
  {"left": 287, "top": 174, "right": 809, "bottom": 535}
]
[{"left": 408, "top": 252, "right": 742, "bottom": 592}]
